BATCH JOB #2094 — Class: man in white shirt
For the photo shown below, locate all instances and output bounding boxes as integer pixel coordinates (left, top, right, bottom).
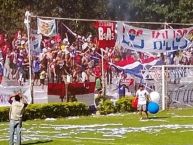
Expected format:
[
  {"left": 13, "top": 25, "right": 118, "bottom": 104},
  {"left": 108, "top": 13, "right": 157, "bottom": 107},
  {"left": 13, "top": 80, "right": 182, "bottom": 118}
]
[
  {"left": 9, "top": 93, "right": 28, "bottom": 145},
  {"left": 136, "top": 84, "right": 149, "bottom": 119},
  {"left": 173, "top": 53, "right": 181, "bottom": 65},
  {"left": 81, "top": 69, "right": 88, "bottom": 83}
]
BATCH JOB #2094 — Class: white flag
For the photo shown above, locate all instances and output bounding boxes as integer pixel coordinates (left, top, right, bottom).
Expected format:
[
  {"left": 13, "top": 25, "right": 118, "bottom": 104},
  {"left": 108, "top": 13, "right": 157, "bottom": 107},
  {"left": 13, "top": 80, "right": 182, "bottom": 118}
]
[
  {"left": 31, "top": 34, "right": 42, "bottom": 53},
  {"left": 37, "top": 18, "right": 56, "bottom": 37}
]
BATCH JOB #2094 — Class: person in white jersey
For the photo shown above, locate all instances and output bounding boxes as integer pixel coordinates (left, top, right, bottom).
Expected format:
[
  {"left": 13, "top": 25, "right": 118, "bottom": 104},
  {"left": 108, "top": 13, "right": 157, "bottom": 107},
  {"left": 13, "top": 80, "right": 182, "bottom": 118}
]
[
  {"left": 136, "top": 84, "right": 149, "bottom": 119},
  {"left": 8, "top": 93, "right": 28, "bottom": 145}
]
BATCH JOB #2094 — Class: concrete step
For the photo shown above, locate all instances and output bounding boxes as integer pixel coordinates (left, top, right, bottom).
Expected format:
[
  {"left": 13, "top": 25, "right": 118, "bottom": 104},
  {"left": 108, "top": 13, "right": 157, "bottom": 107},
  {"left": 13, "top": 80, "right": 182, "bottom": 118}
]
[{"left": 33, "top": 86, "right": 48, "bottom": 103}]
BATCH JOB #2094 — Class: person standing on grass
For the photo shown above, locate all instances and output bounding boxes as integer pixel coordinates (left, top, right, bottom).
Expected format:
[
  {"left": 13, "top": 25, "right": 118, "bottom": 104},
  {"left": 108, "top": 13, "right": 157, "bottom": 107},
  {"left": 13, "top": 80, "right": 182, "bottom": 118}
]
[
  {"left": 9, "top": 93, "right": 28, "bottom": 145},
  {"left": 136, "top": 84, "right": 149, "bottom": 119}
]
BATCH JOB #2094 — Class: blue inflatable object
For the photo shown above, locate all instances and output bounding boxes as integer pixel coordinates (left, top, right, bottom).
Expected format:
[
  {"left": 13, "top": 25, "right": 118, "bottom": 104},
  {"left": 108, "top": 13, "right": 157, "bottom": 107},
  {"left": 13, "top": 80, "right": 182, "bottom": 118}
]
[{"left": 147, "top": 101, "right": 159, "bottom": 114}]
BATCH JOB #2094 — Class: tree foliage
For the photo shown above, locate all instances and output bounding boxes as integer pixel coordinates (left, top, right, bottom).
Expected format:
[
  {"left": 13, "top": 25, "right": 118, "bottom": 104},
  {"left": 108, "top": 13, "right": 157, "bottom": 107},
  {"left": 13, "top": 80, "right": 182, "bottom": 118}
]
[
  {"left": 107, "top": 0, "right": 193, "bottom": 23},
  {"left": 0, "top": 0, "right": 193, "bottom": 34}
]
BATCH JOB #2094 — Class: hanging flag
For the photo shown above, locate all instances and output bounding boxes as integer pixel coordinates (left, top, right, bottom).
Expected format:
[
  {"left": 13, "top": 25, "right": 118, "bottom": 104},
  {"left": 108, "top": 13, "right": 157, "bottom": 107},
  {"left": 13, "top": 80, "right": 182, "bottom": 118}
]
[
  {"left": 117, "top": 22, "right": 193, "bottom": 53},
  {"left": 62, "top": 23, "right": 77, "bottom": 36},
  {"left": 31, "top": 34, "right": 42, "bottom": 53},
  {"left": 110, "top": 56, "right": 163, "bottom": 78},
  {"left": 37, "top": 18, "right": 56, "bottom": 37},
  {"left": 61, "top": 23, "right": 78, "bottom": 44},
  {"left": 110, "top": 56, "right": 143, "bottom": 78},
  {"left": 142, "top": 57, "right": 163, "bottom": 68},
  {"left": 94, "top": 21, "right": 116, "bottom": 49}
]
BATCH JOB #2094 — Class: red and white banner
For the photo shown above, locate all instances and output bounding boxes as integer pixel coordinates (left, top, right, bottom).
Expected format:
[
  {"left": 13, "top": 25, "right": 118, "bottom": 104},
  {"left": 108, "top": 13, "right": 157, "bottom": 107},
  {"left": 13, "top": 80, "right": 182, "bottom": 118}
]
[
  {"left": 94, "top": 21, "right": 116, "bottom": 49},
  {"left": 48, "top": 82, "right": 96, "bottom": 96}
]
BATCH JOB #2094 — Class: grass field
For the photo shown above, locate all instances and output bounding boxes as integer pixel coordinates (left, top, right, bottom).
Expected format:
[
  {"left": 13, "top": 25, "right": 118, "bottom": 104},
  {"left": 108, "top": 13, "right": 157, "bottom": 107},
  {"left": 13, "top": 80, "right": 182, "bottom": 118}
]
[{"left": 1, "top": 108, "right": 193, "bottom": 145}]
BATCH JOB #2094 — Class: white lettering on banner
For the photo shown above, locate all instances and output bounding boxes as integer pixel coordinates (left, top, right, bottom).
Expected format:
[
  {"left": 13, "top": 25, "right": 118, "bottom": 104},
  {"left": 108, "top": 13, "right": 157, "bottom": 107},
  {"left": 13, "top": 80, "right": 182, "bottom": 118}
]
[
  {"left": 96, "top": 21, "right": 116, "bottom": 48},
  {"left": 106, "top": 28, "right": 113, "bottom": 40},
  {"left": 117, "top": 22, "right": 193, "bottom": 53},
  {"left": 98, "top": 21, "right": 114, "bottom": 28},
  {"left": 98, "top": 27, "right": 103, "bottom": 40},
  {"left": 98, "top": 27, "right": 115, "bottom": 41},
  {"left": 0, "top": 86, "right": 31, "bottom": 106}
]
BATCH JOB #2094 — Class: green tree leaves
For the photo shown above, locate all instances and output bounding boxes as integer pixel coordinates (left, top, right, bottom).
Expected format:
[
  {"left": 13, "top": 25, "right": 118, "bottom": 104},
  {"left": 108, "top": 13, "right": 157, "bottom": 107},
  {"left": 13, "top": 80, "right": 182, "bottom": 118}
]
[{"left": 0, "top": 0, "right": 193, "bottom": 35}]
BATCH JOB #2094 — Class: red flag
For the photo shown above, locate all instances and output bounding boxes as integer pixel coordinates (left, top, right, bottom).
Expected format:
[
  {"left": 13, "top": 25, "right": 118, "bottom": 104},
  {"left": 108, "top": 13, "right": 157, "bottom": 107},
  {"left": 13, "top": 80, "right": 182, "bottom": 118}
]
[
  {"left": 94, "top": 21, "right": 116, "bottom": 49},
  {"left": 132, "top": 97, "right": 138, "bottom": 110}
]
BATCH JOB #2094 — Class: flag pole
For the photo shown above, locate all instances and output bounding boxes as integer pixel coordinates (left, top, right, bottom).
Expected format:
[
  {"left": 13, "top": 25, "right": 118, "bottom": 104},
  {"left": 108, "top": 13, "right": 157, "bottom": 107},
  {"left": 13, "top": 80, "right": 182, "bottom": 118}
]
[
  {"left": 25, "top": 11, "right": 33, "bottom": 103},
  {"left": 100, "top": 48, "right": 106, "bottom": 96}
]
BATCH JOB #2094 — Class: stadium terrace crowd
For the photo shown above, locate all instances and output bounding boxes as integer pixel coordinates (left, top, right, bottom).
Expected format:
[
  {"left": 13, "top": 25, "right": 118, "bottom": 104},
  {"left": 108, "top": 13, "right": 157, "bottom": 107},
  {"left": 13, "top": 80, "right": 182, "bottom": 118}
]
[
  {"left": 0, "top": 30, "right": 117, "bottom": 89},
  {"left": 0, "top": 30, "right": 193, "bottom": 90}
]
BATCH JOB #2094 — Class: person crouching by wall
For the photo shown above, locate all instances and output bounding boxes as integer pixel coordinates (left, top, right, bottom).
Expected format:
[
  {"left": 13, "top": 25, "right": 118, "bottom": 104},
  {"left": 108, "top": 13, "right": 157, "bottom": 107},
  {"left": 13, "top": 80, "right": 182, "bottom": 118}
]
[{"left": 9, "top": 93, "right": 28, "bottom": 145}]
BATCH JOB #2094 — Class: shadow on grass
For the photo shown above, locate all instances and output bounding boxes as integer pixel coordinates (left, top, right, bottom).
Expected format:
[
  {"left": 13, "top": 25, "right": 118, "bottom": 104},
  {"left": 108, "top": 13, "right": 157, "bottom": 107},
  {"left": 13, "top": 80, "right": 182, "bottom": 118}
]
[
  {"left": 148, "top": 116, "right": 170, "bottom": 119},
  {"left": 23, "top": 140, "right": 53, "bottom": 145}
]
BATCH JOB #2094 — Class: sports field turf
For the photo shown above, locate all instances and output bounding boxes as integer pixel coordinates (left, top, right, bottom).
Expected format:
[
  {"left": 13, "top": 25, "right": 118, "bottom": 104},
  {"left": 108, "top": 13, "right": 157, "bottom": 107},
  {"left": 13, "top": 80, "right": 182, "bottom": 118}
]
[{"left": 1, "top": 108, "right": 193, "bottom": 145}]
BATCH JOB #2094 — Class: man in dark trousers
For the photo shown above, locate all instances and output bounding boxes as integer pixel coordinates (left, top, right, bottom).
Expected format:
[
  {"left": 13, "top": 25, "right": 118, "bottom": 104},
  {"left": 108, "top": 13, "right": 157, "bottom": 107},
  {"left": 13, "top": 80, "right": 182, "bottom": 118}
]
[
  {"left": 9, "top": 93, "right": 28, "bottom": 145},
  {"left": 118, "top": 79, "right": 129, "bottom": 98}
]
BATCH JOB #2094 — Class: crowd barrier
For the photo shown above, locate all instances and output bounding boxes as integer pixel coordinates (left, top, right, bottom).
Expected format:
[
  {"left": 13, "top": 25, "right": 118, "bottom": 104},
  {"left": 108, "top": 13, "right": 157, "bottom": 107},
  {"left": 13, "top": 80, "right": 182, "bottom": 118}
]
[{"left": 48, "top": 82, "right": 96, "bottom": 96}]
